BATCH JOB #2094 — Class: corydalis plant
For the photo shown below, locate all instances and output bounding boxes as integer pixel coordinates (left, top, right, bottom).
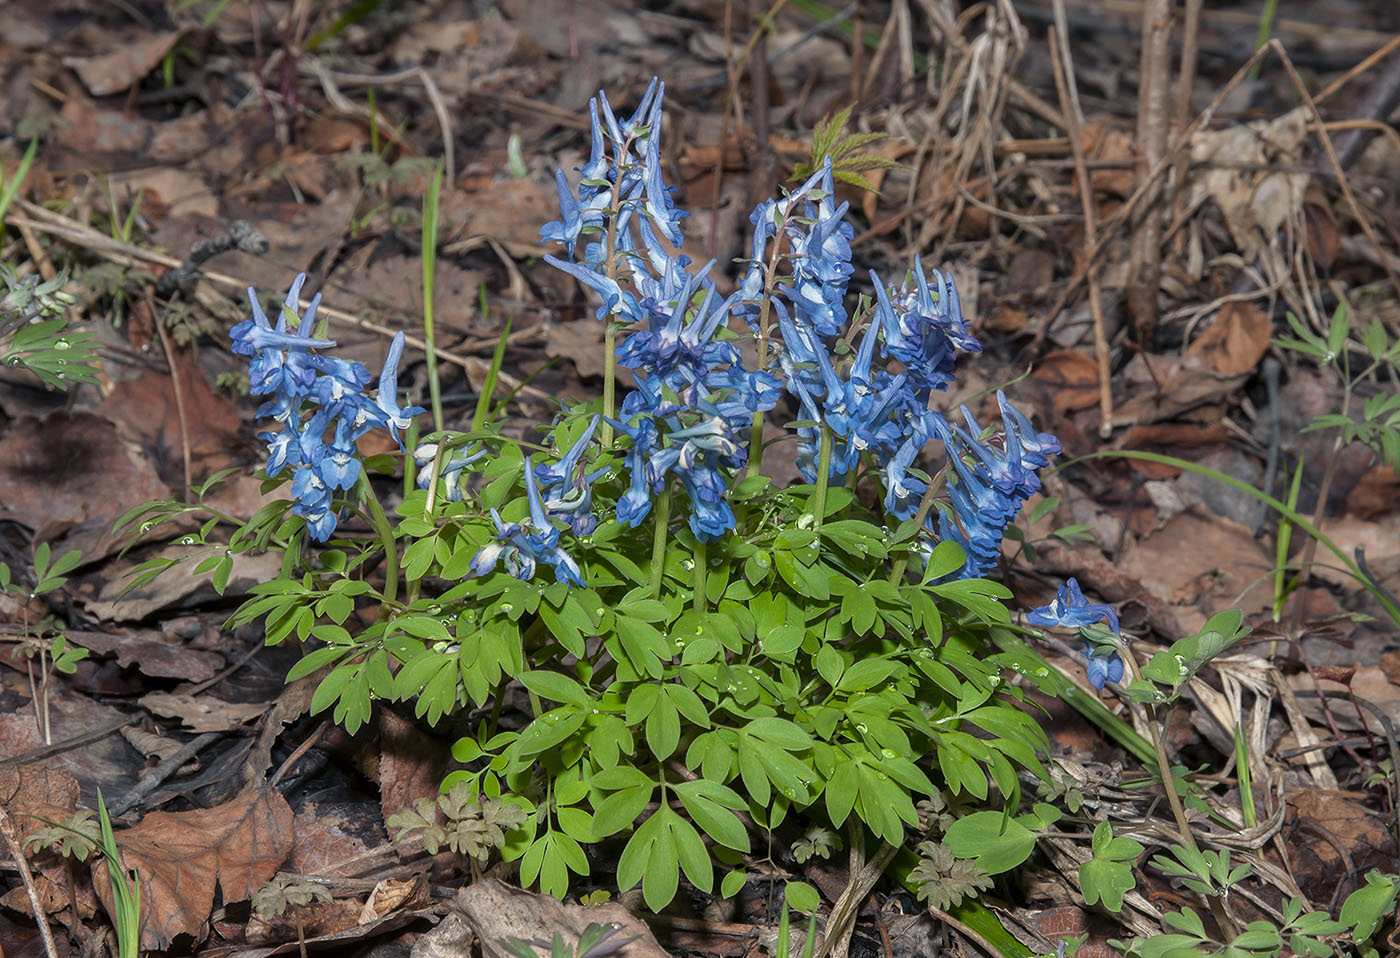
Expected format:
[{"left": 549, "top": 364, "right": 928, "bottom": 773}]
[
  {"left": 198, "top": 77, "right": 1067, "bottom": 914},
  {"left": 232, "top": 274, "right": 423, "bottom": 541}
]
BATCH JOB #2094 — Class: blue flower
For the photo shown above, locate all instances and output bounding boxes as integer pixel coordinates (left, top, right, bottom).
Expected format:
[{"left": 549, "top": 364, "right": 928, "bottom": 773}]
[
  {"left": 232, "top": 275, "right": 334, "bottom": 397},
  {"left": 871, "top": 259, "right": 980, "bottom": 399},
  {"left": 1084, "top": 645, "right": 1124, "bottom": 691},
  {"left": 413, "top": 442, "right": 487, "bottom": 502},
  {"left": 777, "top": 161, "right": 854, "bottom": 338},
  {"left": 1026, "top": 578, "right": 1120, "bottom": 634},
  {"left": 373, "top": 332, "right": 425, "bottom": 449},
  {"left": 469, "top": 458, "right": 584, "bottom": 587},
  {"left": 534, "top": 415, "right": 607, "bottom": 535}
]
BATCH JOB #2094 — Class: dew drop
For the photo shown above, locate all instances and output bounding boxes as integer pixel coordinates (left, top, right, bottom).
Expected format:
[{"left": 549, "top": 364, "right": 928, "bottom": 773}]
[
  {"left": 988, "top": 674, "right": 1001, "bottom": 687},
  {"left": 855, "top": 723, "right": 868, "bottom": 734},
  {"left": 681, "top": 558, "right": 695, "bottom": 571},
  {"left": 1033, "top": 667, "right": 1049, "bottom": 678},
  {"left": 426, "top": 605, "right": 442, "bottom": 615},
  {"left": 177, "top": 535, "right": 195, "bottom": 545},
  {"left": 499, "top": 602, "right": 514, "bottom": 614},
  {"left": 140, "top": 521, "right": 154, "bottom": 532},
  {"left": 797, "top": 513, "right": 815, "bottom": 530},
  {"left": 881, "top": 748, "right": 897, "bottom": 759},
  {"left": 754, "top": 554, "right": 770, "bottom": 568},
  {"left": 877, "top": 772, "right": 888, "bottom": 781},
  {"left": 53, "top": 338, "right": 70, "bottom": 351},
  {"left": 593, "top": 607, "right": 605, "bottom": 618}
]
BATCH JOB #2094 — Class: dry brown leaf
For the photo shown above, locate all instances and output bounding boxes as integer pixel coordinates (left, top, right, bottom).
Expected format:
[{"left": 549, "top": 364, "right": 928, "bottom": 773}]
[
  {"left": 0, "top": 410, "right": 170, "bottom": 563},
  {"left": 93, "top": 788, "right": 293, "bottom": 950},
  {"left": 139, "top": 692, "right": 267, "bottom": 733},
  {"left": 64, "top": 30, "right": 181, "bottom": 96},
  {"left": 1118, "top": 509, "right": 1274, "bottom": 635},
  {"left": 453, "top": 878, "right": 669, "bottom": 958},
  {"left": 68, "top": 631, "right": 224, "bottom": 682},
  {"left": 357, "top": 875, "right": 427, "bottom": 924},
  {"left": 1111, "top": 352, "right": 1244, "bottom": 426},
  {"left": 1031, "top": 349, "right": 1102, "bottom": 414},
  {"left": 377, "top": 710, "right": 448, "bottom": 824},
  {"left": 1185, "top": 301, "right": 1271, "bottom": 377}
]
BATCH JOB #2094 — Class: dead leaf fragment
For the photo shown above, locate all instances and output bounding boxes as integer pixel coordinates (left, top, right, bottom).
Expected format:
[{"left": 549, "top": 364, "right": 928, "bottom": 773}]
[
  {"left": 452, "top": 878, "right": 668, "bottom": 958},
  {"left": 140, "top": 692, "right": 267, "bottom": 733},
  {"left": 358, "top": 875, "right": 427, "bottom": 924},
  {"left": 1186, "top": 301, "right": 1271, "bottom": 377},
  {"left": 92, "top": 788, "right": 294, "bottom": 950},
  {"left": 64, "top": 30, "right": 182, "bottom": 96}
]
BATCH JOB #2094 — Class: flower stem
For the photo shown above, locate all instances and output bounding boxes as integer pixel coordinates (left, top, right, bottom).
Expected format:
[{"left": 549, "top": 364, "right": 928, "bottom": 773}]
[
  {"left": 1119, "top": 643, "right": 1240, "bottom": 939},
  {"left": 602, "top": 321, "right": 617, "bottom": 446},
  {"left": 693, "top": 537, "right": 707, "bottom": 615},
  {"left": 812, "top": 426, "right": 833, "bottom": 534},
  {"left": 650, "top": 485, "right": 672, "bottom": 597},
  {"left": 356, "top": 470, "right": 399, "bottom": 613}
]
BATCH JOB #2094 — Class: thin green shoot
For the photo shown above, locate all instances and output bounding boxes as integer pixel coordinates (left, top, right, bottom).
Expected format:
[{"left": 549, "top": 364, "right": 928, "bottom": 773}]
[
  {"left": 0, "top": 138, "right": 39, "bottom": 226},
  {"left": 472, "top": 309, "right": 513, "bottom": 433},
  {"left": 368, "top": 86, "right": 380, "bottom": 156},
  {"left": 1249, "top": 0, "right": 1279, "bottom": 79},
  {"left": 1234, "top": 723, "right": 1257, "bottom": 829},
  {"left": 421, "top": 159, "right": 444, "bottom": 432},
  {"left": 96, "top": 788, "right": 141, "bottom": 958},
  {"left": 1273, "top": 458, "right": 1304, "bottom": 623}
]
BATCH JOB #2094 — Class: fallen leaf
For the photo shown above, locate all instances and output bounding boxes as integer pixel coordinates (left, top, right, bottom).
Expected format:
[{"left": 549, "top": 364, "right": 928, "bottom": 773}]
[
  {"left": 139, "top": 692, "right": 267, "bottom": 733},
  {"left": 452, "top": 878, "right": 669, "bottom": 958},
  {"left": 92, "top": 788, "right": 294, "bottom": 950},
  {"left": 1111, "top": 352, "right": 1244, "bottom": 426},
  {"left": 1185, "top": 301, "right": 1271, "bottom": 377},
  {"left": 0, "top": 411, "right": 170, "bottom": 563},
  {"left": 1117, "top": 509, "right": 1274, "bottom": 635},
  {"left": 1031, "top": 349, "right": 1101, "bottom": 415},
  {"left": 377, "top": 709, "right": 449, "bottom": 824},
  {"left": 64, "top": 30, "right": 181, "bottom": 96},
  {"left": 66, "top": 630, "right": 224, "bottom": 682},
  {"left": 358, "top": 875, "right": 427, "bottom": 924}
]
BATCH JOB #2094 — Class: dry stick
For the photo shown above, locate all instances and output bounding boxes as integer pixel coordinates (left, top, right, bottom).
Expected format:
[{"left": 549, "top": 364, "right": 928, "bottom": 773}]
[
  {"left": 106, "top": 731, "right": 222, "bottom": 819},
  {"left": 1127, "top": 0, "right": 1172, "bottom": 348},
  {"left": 267, "top": 720, "right": 331, "bottom": 790},
  {"left": 1048, "top": 15, "right": 1115, "bottom": 439},
  {"left": 4, "top": 202, "right": 553, "bottom": 402},
  {"left": 1026, "top": 42, "right": 1277, "bottom": 356},
  {"left": 1169, "top": 0, "right": 1204, "bottom": 229},
  {"left": 146, "top": 293, "right": 193, "bottom": 502},
  {"left": 1314, "top": 33, "right": 1400, "bottom": 105},
  {"left": 0, "top": 805, "right": 61, "bottom": 958},
  {"left": 1272, "top": 38, "right": 1400, "bottom": 301}
]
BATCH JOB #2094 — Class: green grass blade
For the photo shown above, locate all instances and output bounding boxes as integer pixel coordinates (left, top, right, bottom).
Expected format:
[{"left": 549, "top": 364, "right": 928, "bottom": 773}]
[
  {"left": 1274, "top": 458, "right": 1304, "bottom": 620},
  {"left": 421, "top": 159, "right": 445, "bottom": 432},
  {"left": 472, "top": 312, "right": 513, "bottom": 432},
  {"left": 0, "top": 138, "right": 38, "bottom": 225}
]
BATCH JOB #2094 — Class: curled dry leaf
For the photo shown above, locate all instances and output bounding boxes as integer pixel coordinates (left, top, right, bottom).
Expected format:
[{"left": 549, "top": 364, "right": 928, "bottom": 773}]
[{"left": 92, "top": 788, "right": 294, "bottom": 950}]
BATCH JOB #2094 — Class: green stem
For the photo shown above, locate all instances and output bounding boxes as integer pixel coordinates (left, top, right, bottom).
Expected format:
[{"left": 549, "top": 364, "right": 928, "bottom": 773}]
[
  {"left": 650, "top": 485, "right": 672, "bottom": 597},
  {"left": 811, "top": 426, "right": 833, "bottom": 534},
  {"left": 603, "top": 321, "right": 617, "bottom": 445},
  {"left": 421, "top": 160, "right": 445, "bottom": 433},
  {"left": 1119, "top": 644, "right": 1240, "bottom": 939},
  {"left": 693, "top": 537, "right": 707, "bottom": 615},
  {"left": 356, "top": 470, "right": 398, "bottom": 613}
]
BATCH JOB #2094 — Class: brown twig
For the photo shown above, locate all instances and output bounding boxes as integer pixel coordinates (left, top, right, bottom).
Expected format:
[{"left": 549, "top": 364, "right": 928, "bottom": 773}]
[
  {"left": 1026, "top": 42, "right": 1278, "bottom": 356},
  {"left": 268, "top": 720, "right": 330, "bottom": 789},
  {"left": 1127, "top": 0, "right": 1171, "bottom": 348},
  {"left": 0, "top": 805, "right": 61, "bottom": 958},
  {"left": 1048, "top": 15, "right": 1115, "bottom": 438}
]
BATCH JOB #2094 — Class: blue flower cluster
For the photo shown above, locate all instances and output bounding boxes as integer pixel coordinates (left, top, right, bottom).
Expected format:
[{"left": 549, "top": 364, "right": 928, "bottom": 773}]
[
  {"left": 231, "top": 274, "right": 423, "bottom": 541},
  {"left": 1027, "top": 578, "right": 1124, "bottom": 690},
  {"left": 541, "top": 80, "right": 781, "bottom": 544}
]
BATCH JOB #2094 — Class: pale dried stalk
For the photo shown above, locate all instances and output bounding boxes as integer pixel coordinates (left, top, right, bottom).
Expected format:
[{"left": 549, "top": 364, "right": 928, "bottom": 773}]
[
  {"left": 1128, "top": 0, "right": 1172, "bottom": 346},
  {"left": 1048, "top": 12, "right": 1115, "bottom": 438}
]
